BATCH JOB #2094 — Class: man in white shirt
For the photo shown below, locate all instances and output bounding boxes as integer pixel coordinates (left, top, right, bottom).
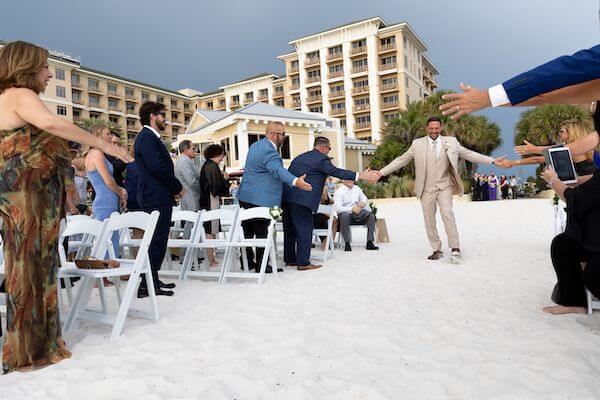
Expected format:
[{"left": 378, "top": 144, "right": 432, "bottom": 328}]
[
  {"left": 334, "top": 180, "right": 378, "bottom": 252},
  {"left": 509, "top": 175, "right": 518, "bottom": 199}
]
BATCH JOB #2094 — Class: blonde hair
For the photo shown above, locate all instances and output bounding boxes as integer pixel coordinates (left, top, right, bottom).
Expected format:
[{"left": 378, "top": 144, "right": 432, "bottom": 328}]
[
  {"left": 561, "top": 120, "right": 594, "bottom": 161},
  {"left": 0, "top": 41, "right": 49, "bottom": 94},
  {"left": 83, "top": 124, "right": 110, "bottom": 156}
]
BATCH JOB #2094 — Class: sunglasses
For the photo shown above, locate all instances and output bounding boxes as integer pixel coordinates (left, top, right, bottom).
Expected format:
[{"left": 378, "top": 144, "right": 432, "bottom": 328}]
[{"left": 154, "top": 111, "right": 166, "bottom": 117}]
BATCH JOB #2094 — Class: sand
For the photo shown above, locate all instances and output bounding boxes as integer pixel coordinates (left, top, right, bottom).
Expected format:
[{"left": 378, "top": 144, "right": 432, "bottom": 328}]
[{"left": 2, "top": 198, "right": 600, "bottom": 399}]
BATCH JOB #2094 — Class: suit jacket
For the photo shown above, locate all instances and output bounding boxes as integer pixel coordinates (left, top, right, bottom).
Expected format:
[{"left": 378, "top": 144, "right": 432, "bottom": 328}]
[
  {"left": 175, "top": 154, "right": 201, "bottom": 210},
  {"left": 380, "top": 136, "right": 493, "bottom": 199},
  {"left": 283, "top": 149, "right": 356, "bottom": 212},
  {"left": 503, "top": 44, "right": 600, "bottom": 105},
  {"left": 237, "top": 138, "right": 297, "bottom": 207},
  {"left": 134, "top": 127, "right": 182, "bottom": 207}
]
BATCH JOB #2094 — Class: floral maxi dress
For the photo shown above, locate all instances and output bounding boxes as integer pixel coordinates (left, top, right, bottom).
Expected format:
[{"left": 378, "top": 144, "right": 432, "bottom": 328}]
[{"left": 0, "top": 123, "right": 72, "bottom": 373}]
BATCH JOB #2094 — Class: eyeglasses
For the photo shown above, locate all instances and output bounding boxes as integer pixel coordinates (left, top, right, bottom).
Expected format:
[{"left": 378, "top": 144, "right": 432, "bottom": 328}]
[{"left": 154, "top": 111, "right": 166, "bottom": 117}]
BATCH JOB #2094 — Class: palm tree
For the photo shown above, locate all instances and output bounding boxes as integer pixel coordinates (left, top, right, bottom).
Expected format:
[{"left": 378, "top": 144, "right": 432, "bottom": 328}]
[
  {"left": 514, "top": 104, "right": 592, "bottom": 147},
  {"left": 78, "top": 117, "right": 124, "bottom": 146},
  {"left": 382, "top": 101, "right": 427, "bottom": 144}
]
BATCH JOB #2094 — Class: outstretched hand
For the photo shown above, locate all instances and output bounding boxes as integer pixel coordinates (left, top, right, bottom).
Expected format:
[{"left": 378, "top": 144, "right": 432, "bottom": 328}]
[
  {"left": 541, "top": 165, "right": 558, "bottom": 184},
  {"left": 295, "top": 174, "right": 313, "bottom": 192},
  {"left": 358, "top": 168, "right": 382, "bottom": 184},
  {"left": 493, "top": 155, "right": 512, "bottom": 169},
  {"left": 101, "top": 141, "right": 133, "bottom": 163},
  {"left": 514, "top": 140, "right": 540, "bottom": 156},
  {"left": 439, "top": 83, "right": 492, "bottom": 120}
]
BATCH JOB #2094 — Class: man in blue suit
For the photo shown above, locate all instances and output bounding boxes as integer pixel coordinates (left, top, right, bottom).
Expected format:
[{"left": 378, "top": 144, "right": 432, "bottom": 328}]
[
  {"left": 134, "top": 101, "right": 184, "bottom": 297},
  {"left": 440, "top": 44, "right": 600, "bottom": 119},
  {"left": 237, "top": 121, "right": 312, "bottom": 273},
  {"left": 282, "top": 137, "right": 379, "bottom": 269}
]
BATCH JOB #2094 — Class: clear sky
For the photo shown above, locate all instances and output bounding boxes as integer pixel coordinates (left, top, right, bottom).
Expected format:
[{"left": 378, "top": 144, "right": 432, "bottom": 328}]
[{"left": 2, "top": 0, "right": 597, "bottom": 178}]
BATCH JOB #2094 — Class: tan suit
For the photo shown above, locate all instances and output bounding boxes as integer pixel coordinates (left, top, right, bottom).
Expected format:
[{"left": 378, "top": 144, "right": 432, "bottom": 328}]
[{"left": 380, "top": 136, "right": 493, "bottom": 251}]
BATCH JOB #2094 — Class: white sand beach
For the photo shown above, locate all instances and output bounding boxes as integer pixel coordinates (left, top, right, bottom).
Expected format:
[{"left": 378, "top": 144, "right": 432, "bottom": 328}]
[{"left": 2, "top": 198, "right": 600, "bottom": 399}]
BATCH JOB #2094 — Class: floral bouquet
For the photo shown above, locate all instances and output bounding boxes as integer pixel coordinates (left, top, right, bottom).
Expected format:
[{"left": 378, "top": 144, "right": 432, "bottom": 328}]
[{"left": 269, "top": 206, "right": 283, "bottom": 220}]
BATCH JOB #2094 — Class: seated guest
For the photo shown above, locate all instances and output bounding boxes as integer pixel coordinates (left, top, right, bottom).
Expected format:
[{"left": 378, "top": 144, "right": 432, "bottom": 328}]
[
  {"left": 541, "top": 164, "right": 600, "bottom": 314},
  {"left": 199, "top": 144, "right": 230, "bottom": 267},
  {"left": 333, "top": 180, "right": 378, "bottom": 252}
]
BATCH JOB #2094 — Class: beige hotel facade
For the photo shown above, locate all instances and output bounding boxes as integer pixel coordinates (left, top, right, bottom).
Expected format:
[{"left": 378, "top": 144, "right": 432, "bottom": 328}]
[{"left": 194, "top": 17, "right": 439, "bottom": 143}]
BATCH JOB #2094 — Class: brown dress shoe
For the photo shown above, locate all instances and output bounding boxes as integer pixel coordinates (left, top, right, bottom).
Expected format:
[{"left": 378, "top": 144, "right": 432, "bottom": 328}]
[
  {"left": 285, "top": 262, "right": 298, "bottom": 267},
  {"left": 297, "top": 264, "right": 322, "bottom": 271},
  {"left": 427, "top": 251, "right": 443, "bottom": 260}
]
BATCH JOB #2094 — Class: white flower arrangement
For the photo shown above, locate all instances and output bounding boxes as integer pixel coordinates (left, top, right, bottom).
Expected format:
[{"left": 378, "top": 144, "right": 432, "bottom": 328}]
[{"left": 269, "top": 206, "right": 283, "bottom": 220}]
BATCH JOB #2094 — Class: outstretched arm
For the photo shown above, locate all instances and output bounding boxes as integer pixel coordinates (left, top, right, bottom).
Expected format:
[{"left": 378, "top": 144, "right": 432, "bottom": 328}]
[{"left": 380, "top": 143, "right": 415, "bottom": 176}]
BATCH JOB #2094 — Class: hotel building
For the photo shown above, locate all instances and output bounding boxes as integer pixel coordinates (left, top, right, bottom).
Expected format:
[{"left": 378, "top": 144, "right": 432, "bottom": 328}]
[{"left": 194, "top": 17, "right": 439, "bottom": 144}]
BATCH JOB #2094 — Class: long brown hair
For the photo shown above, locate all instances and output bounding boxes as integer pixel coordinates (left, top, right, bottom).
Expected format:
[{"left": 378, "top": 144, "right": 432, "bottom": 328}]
[{"left": 0, "top": 41, "right": 49, "bottom": 94}]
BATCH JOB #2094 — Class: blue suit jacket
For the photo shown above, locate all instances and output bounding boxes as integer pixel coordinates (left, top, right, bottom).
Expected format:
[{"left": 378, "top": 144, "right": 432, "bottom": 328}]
[
  {"left": 503, "top": 44, "right": 600, "bottom": 105},
  {"left": 134, "top": 127, "right": 182, "bottom": 207},
  {"left": 237, "top": 138, "right": 297, "bottom": 207},
  {"left": 283, "top": 149, "right": 356, "bottom": 212}
]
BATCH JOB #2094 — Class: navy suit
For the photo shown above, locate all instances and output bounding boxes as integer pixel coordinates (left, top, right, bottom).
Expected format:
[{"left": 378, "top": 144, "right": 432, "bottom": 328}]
[
  {"left": 503, "top": 44, "right": 600, "bottom": 105},
  {"left": 282, "top": 149, "right": 356, "bottom": 266},
  {"left": 134, "top": 127, "right": 182, "bottom": 288}
]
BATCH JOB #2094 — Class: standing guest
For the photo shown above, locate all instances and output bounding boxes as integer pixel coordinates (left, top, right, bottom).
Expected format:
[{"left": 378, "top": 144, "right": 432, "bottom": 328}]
[
  {"left": 471, "top": 173, "right": 481, "bottom": 201},
  {"left": 500, "top": 175, "right": 509, "bottom": 199},
  {"left": 125, "top": 159, "right": 141, "bottom": 211},
  {"left": 175, "top": 140, "right": 201, "bottom": 238},
  {"left": 0, "top": 41, "right": 130, "bottom": 373},
  {"left": 333, "top": 180, "right": 378, "bottom": 251},
  {"left": 372, "top": 117, "right": 510, "bottom": 261},
  {"left": 85, "top": 124, "right": 128, "bottom": 255},
  {"left": 480, "top": 175, "right": 489, "bottom": 201},
  {"left": 509, "top": 175, "right": 518, "bottom": 199},
  {"left": 237, "top": 121, "right": 312, "bottom": 273},
  {"left": 199, "top": 144, "right": 230, "bottom": 267},
  {"left": 71, "top": 149, "right": 89, "bottom": 214},
  {"left": 488, "top": 173, "right": 498, "bottom": 201},
  {"left": 134, "top": 101, "right": 184, "bottom": 298},
  {"left": 105, "top": 130, "right": 126, "bottom": 187},
  {"left": 282, "top": 136, "right": 378, "bottom": 268}
]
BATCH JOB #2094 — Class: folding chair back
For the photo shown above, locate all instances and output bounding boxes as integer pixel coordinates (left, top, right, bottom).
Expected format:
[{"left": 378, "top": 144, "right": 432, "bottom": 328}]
[{"left": 312, "top": 204, "right": 335, "bottom": 264}]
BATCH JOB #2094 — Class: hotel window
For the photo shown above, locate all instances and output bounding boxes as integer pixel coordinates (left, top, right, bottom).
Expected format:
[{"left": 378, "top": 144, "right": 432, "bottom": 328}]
[
  {"left": 248, "top": 133, "right": 266, "bottom": 146},
  {"left": 309, "top": 106, "right": 323, "bottom": 113},
  {"left": 340, "top": 119, "right": 346, "bottom": 128},
  {"left": 306, "top": 51, "right": 319, "bottom": 63},
  {"left": 71, "top": 74, "right": 80, "bottom": 86},
  {"left": 220, "top": 138, "right": 231, "bottom": 166},
  {"left": 73, "top": 108, "right": 81, "bottom": 120},
  {"left": 381, "top": 36, "right": 395, "bottom": 46},
  {"left": 89, "top": 95, "right": 100, "bottom": 107},
  {"left": 328, "top": 45, "right": 342, "bottom": 56},
  {"left": 332, "top": 102, "right": 345, "bottom": 110},
  {"left": 356, "top": 115, "right": 370, "bottom": 124},
  {"left": 307, "top": 69, "right": 321, "bottom": 79},
  {"left": 406, "top": 94, "right": 410, "bottom": 105},
  {"left": 352, "top": 39, "right": 367, "bottom": 49},
  {"left": 352, "top": 59, "right": 368, "bottom": 69},
  {"left": 234, "top": 135, "right": 239, "bottom": 161},
  {"left": 90, "top": 111, "right": 101, "bottom": 119},
  {"left": 384, "top": 113, "right": 400, "bottom": 122},
  {"left": 173, "top": 127, "right": 179, "bottom": 135},
  {"left": 275, "top": 99, "right": 284, "bottom": 107},
  {"left": 382, "top": 77, "right": 397, "bottom": 86},
  {"left": 328, "top": 64, "right": 343, "bottom": 74},
  {"left": 157, "top": 95, "right": 164, "bottom": 104},
  {"left": 142, "top": 92, "right": 150, "bottom": 101},
  {"left": 418, "top": 68, "right": 422, "bottom": 79},
  {"left": 88, "top": 78, "right": 99, "bottom": 91},
  {"left": 279, "top": 136, "right": 290, "bottom": 160},
  {"left": 405, "top": 76, "right": 409, "bottom": 89},
  {"left": 381, "top": 55, "right": 397, "bottom": 68},
  {"left": 275, "top": 86, "right": 284, "bottom": 94},
  {"left": 172, "top": 112, "right": 179, "bottom": 120},
  {"left": 184, "top": 103, "right": 190, "bottom": 111},
  {"left": 232, "top": 95, "right": 240, "bottom": 104},
  {"left": 171, "top": 99, "right": 178, "bottom": 108},
  {"left": 404, "top": 55, "right": 408, "bottom": 68},
  {"left": 403, "top": 36, "right": 407, "bottom": 48},
  {"left": 125, "top": 87, "right": 134, "bottom": 98},
  {"left": 108, "top": 98, "right": 118, "bottom": 109},
  {"left": 354, "top": 97, "right": 369, "bottom": 107},
  {"left": 72, "top": 91, "right": 81, "bottom": 102},
  {"left": 107, "top": 83, "right": 117, "bottom": 94},
  {"left": 291, "top": 77, "right": 300, "bottom": 87},
  {"left": 206, "top": 101, "right": 213, "bottom": 110},
  {"left": 353, "top": 79, "right": 368, "bottom": 89},
  {"left": 56, "top": 86, "right": 65, "bottom": 98},
  {"left": 55, "top": 68, "right": 65, "bottom": 80},
  {"left": 259, "top": 88, "right": 268, "bottom": 97},
  {"left": 109, "top": 115, "right": 119, "bottom": 125},
  {"left": 244, "top": 92, "right": 253, "bottom": 102},
  {"left": 308, "top": 89, "right": 321, "bottom": 97},
  {"left": 184, "top": 116, "right": 190, "bottom": 124},
  {"left": 218, "top": 99, "right": 225, "bottom": 108},
  {"left": 383, "top": 94, "right": 399, "bottom": 105},
  {"left": 126, "top": 102, "right": 135, "bottom": 113},
  {"left": 290, "top": 60, "right": 299, "bottom": 69},
  {"left": 57, "top": 105, "right": 67, "bottom": 116}
]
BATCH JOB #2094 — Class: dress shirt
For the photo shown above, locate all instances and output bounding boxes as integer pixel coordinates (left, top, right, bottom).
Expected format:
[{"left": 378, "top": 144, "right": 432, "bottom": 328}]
[
  {"left": 334, "top": 184, "right": 371, "bottom": 214},
  {"left": 143, "top": 125, "right": 162, "bottom": 139},
  {"left": 488, "top": 84, "right": 511, "bottom": 107},
  {"left": 428, "top": 135, "right": 441, "bottom": 158}
]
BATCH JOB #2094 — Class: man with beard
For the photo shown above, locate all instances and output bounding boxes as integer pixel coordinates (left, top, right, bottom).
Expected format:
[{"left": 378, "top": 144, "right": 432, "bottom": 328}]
[
  {"left": 134, "top": 101, "right": 184, "bottom": 297},
  {"left": 237, "top": 121, "right": 312, "bottom": 273}
]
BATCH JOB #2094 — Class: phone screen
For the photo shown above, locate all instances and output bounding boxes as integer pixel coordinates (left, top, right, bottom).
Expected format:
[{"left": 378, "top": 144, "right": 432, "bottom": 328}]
[{"left": 550, "top": 149, "right": 576, "bottom": 182}]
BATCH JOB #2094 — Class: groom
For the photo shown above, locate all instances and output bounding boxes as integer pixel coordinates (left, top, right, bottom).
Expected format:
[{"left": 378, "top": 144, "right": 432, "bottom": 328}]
[{"left": 373, "top": 117, "right": 510, "bottom": 261}]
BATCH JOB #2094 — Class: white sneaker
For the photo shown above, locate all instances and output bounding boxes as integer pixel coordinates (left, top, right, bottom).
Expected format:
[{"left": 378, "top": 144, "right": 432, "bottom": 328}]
[{"left": 450, "top": 248, "right": 461, "bottom": 264}]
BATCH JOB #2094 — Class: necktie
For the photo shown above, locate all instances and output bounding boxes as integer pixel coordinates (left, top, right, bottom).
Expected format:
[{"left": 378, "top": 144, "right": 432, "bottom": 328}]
[{"left": 433, "top": 140, "right": 439, "bottom": 159}]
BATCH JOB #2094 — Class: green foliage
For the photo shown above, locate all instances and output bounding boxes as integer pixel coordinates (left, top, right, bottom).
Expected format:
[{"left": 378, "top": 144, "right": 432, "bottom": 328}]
[
  {"left": 78, "top": 117, "right": 124, "bottom": 146},
  {"left": 368, "top": 201, "right": 378, "bottom": 217},
  {"left": 514, "top": 104, "right": 592, "bottom": 146},
  {"left": 357, "top": 176, "right": 415, "bottom": 199},
  {"left": 369, "top": 140, "right": 408, "bottom": 170}
]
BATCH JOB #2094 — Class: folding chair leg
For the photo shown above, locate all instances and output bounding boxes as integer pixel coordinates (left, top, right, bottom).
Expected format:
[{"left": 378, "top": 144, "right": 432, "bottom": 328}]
[
  {"left": 218, "top": 247, "right": 235, "bottom": 285},
  {"left": 257, "top": 243, "right": 271, "bottom": 285},
  {"left": 97, "top": 278, "right": 108, "bottom": 314},
  {"left": 113, "top": 278, "right": 122, "bottom": 305},
  {"left": 65, "top": 277, "right": 74, "bottom": 305},
  {"left": 269, "top": 242, "right": 278, "bottom": 278},
  {"left": 587, "top": 290, "right": 593, "bottom": 315},
  {"left": 64, "top": 276, "right": 95, "bottom": 332}
]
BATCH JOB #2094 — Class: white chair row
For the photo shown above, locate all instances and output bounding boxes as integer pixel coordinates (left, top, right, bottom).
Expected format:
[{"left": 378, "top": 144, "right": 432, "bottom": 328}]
[{"left": 59, "top": 211, "right": 160, "bottom": 340}]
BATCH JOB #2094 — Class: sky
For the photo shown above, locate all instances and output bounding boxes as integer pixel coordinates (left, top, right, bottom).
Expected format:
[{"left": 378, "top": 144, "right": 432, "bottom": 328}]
[{"left": 1, "top": 0, "right": 597, "bottom": 178}]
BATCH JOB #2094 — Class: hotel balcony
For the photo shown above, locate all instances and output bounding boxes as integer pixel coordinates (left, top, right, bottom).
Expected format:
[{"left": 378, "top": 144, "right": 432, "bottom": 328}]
[
  {"left": 72, "top": 97, "right": 84, "bottom": 105},
  {"left": 306, "top": 95, "right": 322, "bottom": 104},
  {"left": 215, "top": 103, "right": 226, "bottom": 110},
  {"left": 353, "top": 104, "right": 370, "bottom": 113},
  {"left": 331, "top": 107, "right": 346, "bottom": 116},
  {"left": 230, "top": 100, "right": 240, "bottom": 108},
  {"left": 88, "top": 85, "right": 103, "bottom": 95},
  {"left": 351, "top": 65, "right": 368, "bottom": 74},
  {"left": 305, "top": 57, "right": 320, "bottom": 67},
  {"left": 291, "top": 100, "right": 301, "bottom": 109},
  {"left": 381, "top": 101, "right": 399, "bottom": 111},
  {"left": 289, "top": 83, "right": 300, "bottom": 90},
  {"left": 379, "top": 62, "right": 397, "bottom": 71},
  {"left": 273, "top": 90, "right": 285, "bottom": 99},
  {"left": 328, "top": 90, "right": 345, "bottom": 100},
  {"left": 257, "top": 94, "right": 268, "bottom": 102},
  {"left": 127, "top": 124, "right": 137, "bottom": 132},
  {"left": 327, "top": 51, "right": 343, "bottom": 62},
  {"left": 350, "top": 46, "right": 367, "bottom": 56},
  {"left": 306, "top": 75, "right": 321, "bottom": 84},
  {"left": 126, "top": 108, "right": 136, "bottom": 115},
  {"left": 289, "top": 65, "right": 299, "bottom": 75},
  {"left": 125, "top": 93, "right": 137, "bottom": 101},
  {"left": 71, "top": 80, "right": 82, "bottom": 89},
  {"left": 108, "top": 105, "right": 122, "bottom": 113},
  {"left": 354, "top": 121, "right": 371, "bottom": 131},
  {"left": 380, "top": 81, "right": 398, "bottom": 93},
  {"left": 107, "top": 90, "right": 121, "bottom": 98},
  {"left": 328, "top": 70, "right": 343, "bottom": 79},
  {"left": 378, "top": 42, "right": 397, "bottom": 53},
  {"left": 352, "top": 86, "right": 369, "bottom": 95},
  {"left": 243, "top": 98, "right": 254, "bottom": 105},
  {"left": 170, "top": 104, "right": 181, "bottom": 111}
]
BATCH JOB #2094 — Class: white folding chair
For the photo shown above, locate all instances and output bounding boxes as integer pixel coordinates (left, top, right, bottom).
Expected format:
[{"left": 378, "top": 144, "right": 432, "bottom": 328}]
[
  {"left": 162, "top": 210, "right": 202, "bottom": 276},
  {"left": 179, "top": 207, "right": 239, "bottom": 280},
  {"left": 63, "top": 211, "right": 160, "bottom": 340},
  {"left": 219, "top": 207, "right": 278, "bottom": 285},
  {"left": 311, "top": 204, "right": 336, "bottom": 264},
  {"left": 58, "top": 218, "right": 117, "bottom": 312}
]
